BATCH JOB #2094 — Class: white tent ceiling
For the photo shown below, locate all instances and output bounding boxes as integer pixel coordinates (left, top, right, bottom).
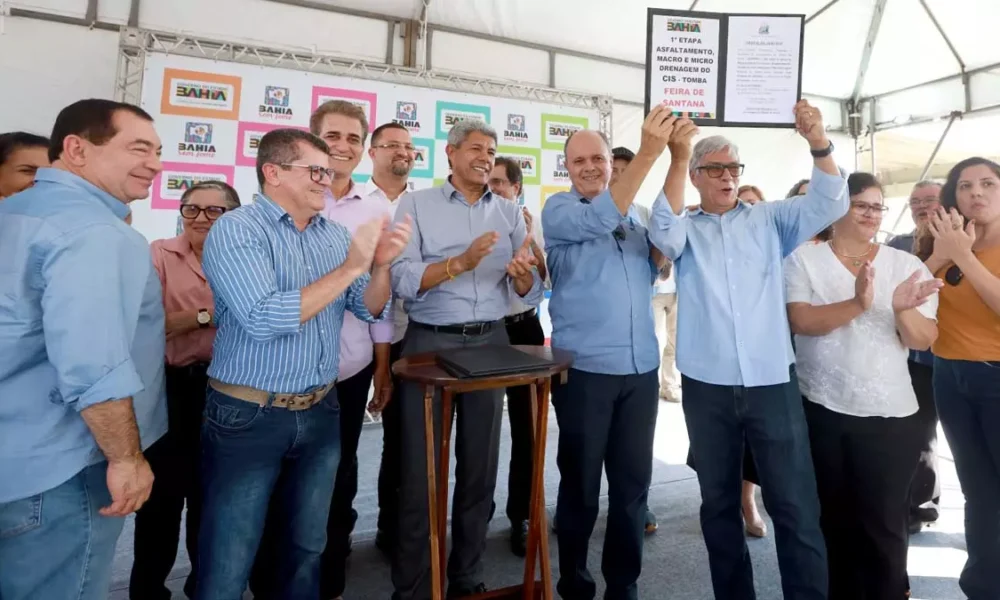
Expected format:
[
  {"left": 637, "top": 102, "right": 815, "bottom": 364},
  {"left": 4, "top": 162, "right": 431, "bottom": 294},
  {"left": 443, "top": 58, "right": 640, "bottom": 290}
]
[{"left": 306, "top": 0, "right": 1000, "bottom": 101}]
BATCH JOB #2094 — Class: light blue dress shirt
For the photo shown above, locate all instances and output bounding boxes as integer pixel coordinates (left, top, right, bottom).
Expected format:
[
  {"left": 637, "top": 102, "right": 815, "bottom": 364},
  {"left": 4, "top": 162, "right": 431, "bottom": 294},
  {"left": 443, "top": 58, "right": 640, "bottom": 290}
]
[
  {"left": 0, "top": 168, "right": 167, "bottom": 503},
  {"left": 648, "top": 165, "right": 848, "bottom": 387},
  {"left": 542, "top": 188, "right": 660, "bottom": 375},
  {"left": 390, "top": 180, "right": 543, "bottom": 325},
  {"left": 202, "top": 193, "right": 385, "bottom": 394}
]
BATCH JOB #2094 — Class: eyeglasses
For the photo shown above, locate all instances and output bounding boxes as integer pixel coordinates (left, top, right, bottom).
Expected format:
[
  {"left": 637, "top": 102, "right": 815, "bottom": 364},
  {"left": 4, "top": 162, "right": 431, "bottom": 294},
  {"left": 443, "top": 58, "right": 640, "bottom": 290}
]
[
  {"left": 280, "top": 163, "right": 334, "bottom": 183},
  {"left": 908, "top": 198, "right": 938, "bottom": 208},
  {"left": 372, "top": 142, "right": 417, "bottom": 153},
  {"left": 180, "top": 204, "right": 228, "bottom": 220},
  {"left": 850, "top": 202, "right": 889, "bottom": 215},
  {"left": 696, "top": 164, "right": 744, "bottom": 178},
  {"left": 945, "top": 264, "right": 964, "bottom": 286}
]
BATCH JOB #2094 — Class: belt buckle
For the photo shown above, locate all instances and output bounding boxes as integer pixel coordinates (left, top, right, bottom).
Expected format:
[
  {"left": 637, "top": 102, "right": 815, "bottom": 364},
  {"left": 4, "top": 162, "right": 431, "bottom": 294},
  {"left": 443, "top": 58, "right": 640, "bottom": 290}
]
[{"left": 464, "top": 322, "right": 485, "bottom": 336}]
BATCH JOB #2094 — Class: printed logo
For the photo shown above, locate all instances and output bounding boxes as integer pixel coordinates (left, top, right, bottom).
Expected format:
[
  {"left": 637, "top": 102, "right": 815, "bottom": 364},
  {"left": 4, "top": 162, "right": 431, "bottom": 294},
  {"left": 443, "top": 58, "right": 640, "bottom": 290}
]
[
  {"left": 504, "top": 154, "right": 536, "bottom": 179},
  {"left": 442, "top": 109, "right": 485, "bottom": 129},
  {"left": 541, "top": 113, "right": 589, "bottom": 150},
  {"left": 152, "top": 162, "right": 235, "bottom": 210},
  {"left": 552, "top": 153, "right": 570, "bottom": 182},
  {"left": 165, "top": 171, "right": 228, "bottom": 194},
  {"left": 259, "top": 86, "right": 293, "bottom": 120},
  {"left": 409, "top": 138, "right": 436, "bottom": 179},
  {"left": 178, "top": 122, "right": 216, "bottom": 158},
  {"left": 311, "top": 87, "right": 378, "bottom": 132},
  {"left": 435, "top": 102, "right": 490, "bottom": 140},
  {"left": 667, "top": 20, "right": 702, "bottom": 33},
  {"left": 504, "top": 114, "right": 529, "bottom": 143},
  {"left": 412, "top": 145, "right": 429, "bottom": 171},
  {"left": 244, "top": 131, "right": 265, "bottom": 157},
  {"left": 393, "top": 101, "right": 422, "bottom": 132},
  {"left": 161, "top": 69, "right": 242, "bottom": 120},
  {"left": 758, "top": 23, "right": 770, "bottom": 35}
]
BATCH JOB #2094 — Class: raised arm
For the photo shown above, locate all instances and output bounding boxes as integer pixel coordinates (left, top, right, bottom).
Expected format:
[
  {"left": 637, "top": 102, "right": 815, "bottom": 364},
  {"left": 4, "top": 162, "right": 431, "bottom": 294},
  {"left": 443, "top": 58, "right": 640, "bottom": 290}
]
[{"left": 647, "top": 118, "right": 699, "bottom": 260}]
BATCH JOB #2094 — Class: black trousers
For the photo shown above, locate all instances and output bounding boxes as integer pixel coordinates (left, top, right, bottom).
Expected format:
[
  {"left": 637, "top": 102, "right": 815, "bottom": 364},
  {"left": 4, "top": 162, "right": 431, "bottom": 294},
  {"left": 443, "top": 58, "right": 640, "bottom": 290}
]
[
  {"left": 804, "top": 399, "right": 920, "bottom": 600},
  {"left": 552, "top": 368, "right": 659, "bottom": 600},
  {"left": 907, "top": 361, "right": 940, "bottom": 516},
  {"left": 249, "top": 363, "right": 375, "bottom": 600},
  {"left": 503, "top": 310, "right": 546, "bottom": 524},
  {"left": 376, "top": 340, "right": 405, "bottom": 543},
  {"left": 129, "top": 363, "right": 209, "bottom": 600},
  {"left": 321, "top": 362, "right": 376, "bottom": 599}
]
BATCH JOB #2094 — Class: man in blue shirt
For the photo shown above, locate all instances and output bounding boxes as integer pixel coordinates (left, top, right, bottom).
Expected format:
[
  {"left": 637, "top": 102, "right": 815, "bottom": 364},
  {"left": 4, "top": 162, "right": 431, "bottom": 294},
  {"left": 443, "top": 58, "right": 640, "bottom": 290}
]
[
  {"left": 541, "top": 108, "right": 678, "bottom": 600},
  {"left": 887, "top": 180, "right": 943, "bottom": 534},
  {"left": 0, "top": 99, "right": 167, "bottom": 600},
  {"left": 196, "top": 128, "right": 406, "bottom": 600},
  {"left": 390, "top": 120, "right": 542, "bottom": 599},
  {"left": 648, "top": 100, "right": 848, "bottom": 600}
]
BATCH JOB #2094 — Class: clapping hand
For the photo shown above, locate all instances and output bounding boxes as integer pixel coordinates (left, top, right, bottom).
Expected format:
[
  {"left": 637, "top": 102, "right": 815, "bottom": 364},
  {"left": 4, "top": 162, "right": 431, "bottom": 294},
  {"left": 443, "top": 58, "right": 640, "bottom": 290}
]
[
  {"left": 892, "top": 270, "right": 943, "bottom": 313},
  {"left": 507, "top": 237, "right": 537, "bottom": 295},
  {"left": 927, "top": 206, "right": 976, "bottom": 262},
  {"left": 345, "top": 217, "right": 383, "bottom": 274},
  {"left": 854, "top": 261, "right": 875, "bottom": 311},
  {"left": 373, "top": 214, "right": 413, "bottom": 267},
  {"left": 457, "top": 231, "right": 500, "bottom": 272}
]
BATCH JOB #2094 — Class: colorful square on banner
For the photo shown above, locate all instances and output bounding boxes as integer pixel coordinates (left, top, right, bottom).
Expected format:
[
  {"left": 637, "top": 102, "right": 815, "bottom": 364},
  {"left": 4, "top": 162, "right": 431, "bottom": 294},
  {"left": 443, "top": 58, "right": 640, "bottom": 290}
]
[
  {"left": 497, "top": 146, "right": 541, "bottom": 186},
  {"left": 502, "top": 112, "right": 531, "bottom": 145},
  {"left": 352, "top": 173, "right": 371, "bottom": 184},
  {"left": 433, "top": 178, "right": 447, "bottom": 188},
  {"left": 392, "top": 100, "right": 427, "bottom": 135},
  {"left": 435, "top": 101, "right": 491, "bottom": 140},
  {"left": 311, "top": 87, "right": 377, "bottom": 132},
  {"left": 236, "top": 122, "right": 309, "bottom": 168},
  {"left": 541, "top": 185, "right": 570, "bottom": 210},
  {"left": 175, "top": 121, "right": 219, "bottom": 160},
  {"left": 410, "top": 138, "right": 436, "bottom": 179},
  {"left": 160, "top": 68, "right": 242, "bottom": 120},
  {"left": 151, "top": 162, "right": 236, "bottom": 211},
  {"left": 541, "top": 114, "right": 589, "bottom": 151},
  {"left": 255, "top": 84, "right": 297, "bottom": 123}
]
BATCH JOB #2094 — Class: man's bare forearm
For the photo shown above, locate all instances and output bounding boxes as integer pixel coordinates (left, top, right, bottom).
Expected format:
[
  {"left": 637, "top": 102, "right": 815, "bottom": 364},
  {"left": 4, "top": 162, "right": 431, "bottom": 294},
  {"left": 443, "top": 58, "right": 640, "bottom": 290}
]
[
  {"left": 364, "top": 266, "right": 392, "bottom": 316},
  {"left": 81, "top": 398, "right": 142, "bottom": 462},
  {"left": 664, "top": 158, "right": 689, "bottom": 215},
  {"left": 530, "top": 241, "right": 547, "bottom": 280},
  {"left": 419, "top": 258, "right": 464, "bottom": 293},
  {"left": 302, "top": 265, "right": 364, "bottom": 323}
]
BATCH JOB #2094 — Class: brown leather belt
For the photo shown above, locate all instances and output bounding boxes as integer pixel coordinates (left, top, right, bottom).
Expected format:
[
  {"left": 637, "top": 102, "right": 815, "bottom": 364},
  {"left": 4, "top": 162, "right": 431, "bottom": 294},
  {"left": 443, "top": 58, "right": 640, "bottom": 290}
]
[{"left": 208, "top": 378, "right": 334, "bottom": 411}]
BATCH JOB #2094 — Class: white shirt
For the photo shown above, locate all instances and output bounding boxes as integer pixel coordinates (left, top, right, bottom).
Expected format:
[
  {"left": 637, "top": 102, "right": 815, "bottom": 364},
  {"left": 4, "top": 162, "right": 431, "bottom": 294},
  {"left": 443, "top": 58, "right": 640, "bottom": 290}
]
[
  {"left": 507, "top": 217, "right": 546, "bottom": 316},
  {"left": 366, "top": 179, "right": 410, "bottom": 344},
  {"left": 785, "top": 242, "right": 938, "bottom": 418}
]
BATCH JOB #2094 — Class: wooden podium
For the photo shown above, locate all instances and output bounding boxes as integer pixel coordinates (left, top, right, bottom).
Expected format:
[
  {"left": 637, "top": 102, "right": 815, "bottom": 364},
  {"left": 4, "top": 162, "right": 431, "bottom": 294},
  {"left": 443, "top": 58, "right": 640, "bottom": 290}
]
[{"left": 392, "top": 345, "right": 574, "bottom": 600}]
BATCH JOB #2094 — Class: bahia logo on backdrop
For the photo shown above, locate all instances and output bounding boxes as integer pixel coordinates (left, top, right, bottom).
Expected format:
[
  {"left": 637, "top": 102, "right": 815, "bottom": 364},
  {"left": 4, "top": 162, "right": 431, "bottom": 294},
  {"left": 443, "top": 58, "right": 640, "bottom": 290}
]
[
  {"left": 245, "top": 131, "right": 265, "bottom": 157},
  {"left": 504, "top": 154, "right": 537, "bottom": 179},
  {"left": 553, "top": 154, "right": 570, "bottom": 181},
  {"left": 164, "top": 172, "right": 228, "bottom": 194},
  {"left": 504, "top": 114, "right": 528, "bottom": 142},
  {"left": 545, "top": 121, "right": 583, "bottom": 146},
  {"left": 178, "top": 122, "right": 216, "bottom": 158},
  {"left": 442, "top": 110, "right": 485, "bottom": 129},
  {"left": 259, "top": 86, "right": 293, "bottom": 120},
  {"left": 412, "top": 145, "right": 430, "bottom": 171},
  {"left": 393, "top": 101, "right": 422, "bottom": 133},
  {"left": 173, "top": 80, "right": 233, "bottom": 110}
]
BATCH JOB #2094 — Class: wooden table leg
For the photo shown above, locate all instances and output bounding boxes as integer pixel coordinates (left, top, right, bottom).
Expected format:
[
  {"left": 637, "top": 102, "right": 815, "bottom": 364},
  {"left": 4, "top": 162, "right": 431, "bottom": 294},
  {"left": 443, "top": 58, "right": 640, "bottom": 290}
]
[
  {"left": 424, "top": 385, "right": 443, "bottom": 600},
  {"left": 522, "top": 378, "right": 553, "bottom": 599},
  {"left": 438, "top": 387, "right": 454, "bottom": 588}
]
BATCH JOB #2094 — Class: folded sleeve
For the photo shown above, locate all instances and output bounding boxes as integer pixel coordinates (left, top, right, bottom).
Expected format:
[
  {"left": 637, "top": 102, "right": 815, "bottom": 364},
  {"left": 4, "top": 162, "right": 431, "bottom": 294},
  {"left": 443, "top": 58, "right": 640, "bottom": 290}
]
[
  {"left": 390, "top": 195, "right": 432, "bottom": 302},
  {"left": 767, "top": 166, "right": 850, "bottom": 256},
  {"left": 202, "top": 216, "right": 302, "bottom": 342},
  {"left": 40, "top": 225, "right": 147, "bottom": 411},
  {"left": 647, "top": 190, "right": 689, "bottom": 261}
]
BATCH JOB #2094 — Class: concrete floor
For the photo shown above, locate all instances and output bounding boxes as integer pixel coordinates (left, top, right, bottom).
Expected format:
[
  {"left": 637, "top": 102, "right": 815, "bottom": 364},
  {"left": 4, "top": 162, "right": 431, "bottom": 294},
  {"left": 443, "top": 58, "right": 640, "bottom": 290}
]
[{"left": 108, "top": 400, "right": 967, "bottom": 599}]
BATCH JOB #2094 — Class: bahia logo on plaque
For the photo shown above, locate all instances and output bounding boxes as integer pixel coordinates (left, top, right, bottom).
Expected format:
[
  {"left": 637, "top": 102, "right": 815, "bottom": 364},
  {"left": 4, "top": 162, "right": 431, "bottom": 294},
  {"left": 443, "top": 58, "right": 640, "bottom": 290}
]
[
  {"left": 503, "top": 114, "right": 529, "bottom": 143},
  {"left": 667, "top": 20, "right": 701, "bottom": 32},
  {"left": 393, "top": 101, "right": 422, "bottom": 133},
  {"left": 259, "top": 86, "right": 294, "bottom": 120},
  {"left": 540, "top": 113, "right": 589, "bottom": 151},
  {"left": 178, "top": 122, "right": 216, "bottom": 159}
]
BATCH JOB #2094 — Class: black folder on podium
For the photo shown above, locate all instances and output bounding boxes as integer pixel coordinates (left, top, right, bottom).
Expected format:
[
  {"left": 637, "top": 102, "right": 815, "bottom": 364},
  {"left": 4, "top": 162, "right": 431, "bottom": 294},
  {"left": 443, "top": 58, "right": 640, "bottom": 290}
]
[{"left": 435, "top": 345, "right": 556, "bottom": 379}]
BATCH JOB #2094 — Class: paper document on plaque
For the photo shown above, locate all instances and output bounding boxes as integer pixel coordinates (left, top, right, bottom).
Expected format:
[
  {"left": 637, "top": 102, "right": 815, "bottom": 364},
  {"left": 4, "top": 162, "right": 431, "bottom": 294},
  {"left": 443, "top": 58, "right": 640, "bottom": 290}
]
[{"left": 723, "top": 16, "right": 803, "bottom": 126}]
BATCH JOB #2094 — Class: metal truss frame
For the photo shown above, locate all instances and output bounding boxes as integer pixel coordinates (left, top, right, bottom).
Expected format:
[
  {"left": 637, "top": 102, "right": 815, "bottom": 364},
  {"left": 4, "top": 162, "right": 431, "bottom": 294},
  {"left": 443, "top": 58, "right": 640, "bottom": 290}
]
[{"left": 114, "top": 28, "right": 615, "bottom": 139}]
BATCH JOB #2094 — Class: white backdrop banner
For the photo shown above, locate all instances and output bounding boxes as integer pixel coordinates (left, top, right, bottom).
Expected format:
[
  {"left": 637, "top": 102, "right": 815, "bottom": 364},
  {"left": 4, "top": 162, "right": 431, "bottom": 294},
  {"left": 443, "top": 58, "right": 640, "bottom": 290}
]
[{"left": 132, "top": 53, "right": 598, "bottom": 338}]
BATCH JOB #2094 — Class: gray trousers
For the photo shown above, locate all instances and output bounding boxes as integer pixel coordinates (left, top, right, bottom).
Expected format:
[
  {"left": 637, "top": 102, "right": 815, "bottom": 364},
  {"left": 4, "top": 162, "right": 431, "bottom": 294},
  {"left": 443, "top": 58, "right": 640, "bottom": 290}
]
[{"left": 391, "top": 324, "right": 509, "bottom": 600}]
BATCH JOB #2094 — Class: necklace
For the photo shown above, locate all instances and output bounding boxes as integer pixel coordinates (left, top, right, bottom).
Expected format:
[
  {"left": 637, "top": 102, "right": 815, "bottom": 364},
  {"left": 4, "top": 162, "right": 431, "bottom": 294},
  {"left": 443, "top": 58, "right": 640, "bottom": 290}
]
[{"left": 831, "top": 241, "right": 874, "bottom": 267}]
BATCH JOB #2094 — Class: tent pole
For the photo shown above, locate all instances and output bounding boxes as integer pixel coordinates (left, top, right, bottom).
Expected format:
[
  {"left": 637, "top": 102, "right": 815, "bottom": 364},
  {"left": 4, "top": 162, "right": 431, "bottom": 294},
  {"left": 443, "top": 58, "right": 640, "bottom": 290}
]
[{"left": 887, "top": 111, "right": 960, "bottom": 232}]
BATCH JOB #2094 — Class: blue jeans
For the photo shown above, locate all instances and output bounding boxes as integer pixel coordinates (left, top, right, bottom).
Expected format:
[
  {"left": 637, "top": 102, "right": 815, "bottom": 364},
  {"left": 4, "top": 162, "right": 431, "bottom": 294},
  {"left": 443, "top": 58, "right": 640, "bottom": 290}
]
[
  {"left": 0, "top": 461, "right": 125, "bottom": 600},
  {"left": 194, "top": 386, "right": 341, "bottom": 600},
  {"left": 933, "top": 358, "right": 1000, "bottom": 600},
  {"left": 682, "top": 368, "right": 827, "bottom": 600}
]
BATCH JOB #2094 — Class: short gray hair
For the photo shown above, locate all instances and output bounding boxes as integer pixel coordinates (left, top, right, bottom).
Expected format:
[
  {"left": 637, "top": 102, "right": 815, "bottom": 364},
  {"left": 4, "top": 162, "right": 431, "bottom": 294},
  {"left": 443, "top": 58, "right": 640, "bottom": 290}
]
[
  {"left": 912, "top": 179, "right": 943, "bottom": 191},
  {"left": 690, "top": 135, "right": 740, "bottom": 171},
  {"left": 446, "top": 120, "right": 497, "bottom": 148},
  {"left": 564, "top": 130, "right": 611, "bottom": 157}
]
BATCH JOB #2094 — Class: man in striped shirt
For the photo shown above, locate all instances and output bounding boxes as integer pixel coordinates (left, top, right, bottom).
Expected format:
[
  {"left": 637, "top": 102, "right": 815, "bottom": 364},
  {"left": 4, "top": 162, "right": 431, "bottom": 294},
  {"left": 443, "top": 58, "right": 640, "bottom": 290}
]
[{"left": 195, "top": 128, "right": 410, "bottom": 600}]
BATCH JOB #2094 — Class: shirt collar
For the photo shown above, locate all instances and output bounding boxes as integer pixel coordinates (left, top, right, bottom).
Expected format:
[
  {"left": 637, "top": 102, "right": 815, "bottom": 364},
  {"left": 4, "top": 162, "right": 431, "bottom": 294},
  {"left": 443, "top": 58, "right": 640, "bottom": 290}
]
[
  {"left": 160, "top": 235, "right": 206, "bottom": 281},
  {"left": 443, "top": 176, "right": 493, "bottom": 204},
  {"left": 365, "top": 178, "right": 408, "bottom": 203},
  {"left": 35, "top": 168, "right": 131, "bottom": 220},
  {"left": 255, "top": 192, "right": 322, "bottom": 227}
]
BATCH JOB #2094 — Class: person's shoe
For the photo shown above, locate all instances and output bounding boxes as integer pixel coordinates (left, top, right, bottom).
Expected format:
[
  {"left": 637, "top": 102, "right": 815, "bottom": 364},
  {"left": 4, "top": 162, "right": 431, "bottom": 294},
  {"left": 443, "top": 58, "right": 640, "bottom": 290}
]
[
  {"left": 913, "top": 505, "right": 940, "bottom": 523},
  {"left": 488, "top": 500, "right": 496, "bottom": 523},
  {"left": 745, "top": 517, "right": 768, "bottom": 538},
  {"left": 446, "top": 582, "right": 487, "bottom": 598},
  {"left": 510, "top": 520, "right": 529, "bottom": 557},
  {"left": 908, "top": 517, "right": 924, "bottom": 535},
  {"left": 644, "top": 510, "right": 658, "bottom": 534}
]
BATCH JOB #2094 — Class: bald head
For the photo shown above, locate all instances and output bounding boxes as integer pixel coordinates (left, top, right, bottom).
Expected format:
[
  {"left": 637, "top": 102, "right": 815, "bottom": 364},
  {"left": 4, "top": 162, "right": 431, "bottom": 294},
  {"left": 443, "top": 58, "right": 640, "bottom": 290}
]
[{"left": 564, "top": 129, "right": 612, "bottom": 199}]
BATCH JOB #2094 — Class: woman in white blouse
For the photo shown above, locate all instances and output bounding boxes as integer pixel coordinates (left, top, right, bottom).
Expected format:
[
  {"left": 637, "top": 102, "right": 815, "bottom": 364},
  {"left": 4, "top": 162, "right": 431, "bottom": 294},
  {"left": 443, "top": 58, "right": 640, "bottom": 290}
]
[{"left": 784, "top": 172, "right": 943, "bottom": 600}]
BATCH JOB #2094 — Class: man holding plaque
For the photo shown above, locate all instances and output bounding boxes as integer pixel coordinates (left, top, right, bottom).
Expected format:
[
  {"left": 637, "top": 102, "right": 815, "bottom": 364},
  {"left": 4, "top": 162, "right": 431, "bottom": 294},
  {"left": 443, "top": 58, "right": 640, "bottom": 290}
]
[{"left": 648, "top": 100, "right": 847, "bottom": 600}]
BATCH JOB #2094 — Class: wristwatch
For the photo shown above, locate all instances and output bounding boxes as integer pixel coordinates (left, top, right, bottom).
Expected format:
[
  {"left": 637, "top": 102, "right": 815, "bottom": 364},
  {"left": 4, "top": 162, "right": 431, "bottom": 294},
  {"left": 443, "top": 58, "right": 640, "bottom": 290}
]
[
  {"left": 197, "top": 309, "right": 212, "bottom": 328},
  {"left": 810, "top": 141, "right": 834, "bottom": 158}
]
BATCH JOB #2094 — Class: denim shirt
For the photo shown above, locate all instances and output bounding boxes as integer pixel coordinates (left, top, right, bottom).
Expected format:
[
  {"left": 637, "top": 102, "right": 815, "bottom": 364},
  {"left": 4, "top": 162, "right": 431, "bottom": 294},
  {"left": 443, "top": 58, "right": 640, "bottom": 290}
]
[{"left": 0, "top": 168, "right": 167, "bottom": 503}]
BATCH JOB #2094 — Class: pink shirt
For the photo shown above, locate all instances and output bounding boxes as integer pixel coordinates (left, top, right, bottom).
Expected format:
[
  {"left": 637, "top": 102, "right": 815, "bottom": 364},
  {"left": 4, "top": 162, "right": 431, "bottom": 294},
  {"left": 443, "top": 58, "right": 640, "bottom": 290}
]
[
  {"left": 150, "top": 236, "right": 216, "bottom": 367},
  {"left": 321, "top": 180, "right": 395, "bottom": 381}
]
